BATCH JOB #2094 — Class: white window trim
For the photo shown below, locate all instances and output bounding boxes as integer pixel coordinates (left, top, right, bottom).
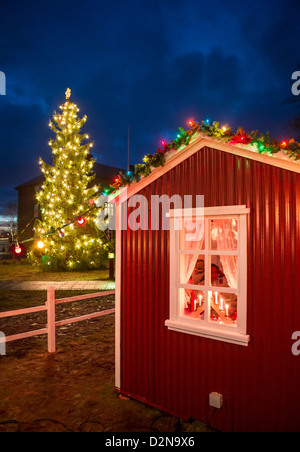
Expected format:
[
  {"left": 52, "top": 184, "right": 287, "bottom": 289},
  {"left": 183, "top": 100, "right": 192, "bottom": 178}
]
[{"left": 165, "top": 205, "right": 250, "bottom": 347}]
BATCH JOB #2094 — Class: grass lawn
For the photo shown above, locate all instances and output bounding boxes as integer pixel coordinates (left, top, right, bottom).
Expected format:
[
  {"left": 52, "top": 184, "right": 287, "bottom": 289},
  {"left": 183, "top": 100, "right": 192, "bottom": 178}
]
[{"left": 0, "top": 261, "right": 110, "bottom": 282}]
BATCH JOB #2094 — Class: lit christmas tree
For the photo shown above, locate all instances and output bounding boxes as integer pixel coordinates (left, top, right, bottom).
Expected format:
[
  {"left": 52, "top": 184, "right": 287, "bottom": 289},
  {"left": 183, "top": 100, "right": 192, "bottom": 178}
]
[{"left": 29, "top": 88, "right": 110, "bottom": 271}]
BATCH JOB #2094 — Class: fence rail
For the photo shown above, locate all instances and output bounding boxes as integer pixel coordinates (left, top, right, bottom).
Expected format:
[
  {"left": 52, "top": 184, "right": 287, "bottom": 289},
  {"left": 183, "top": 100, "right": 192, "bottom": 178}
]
[{"left": 0, "top": 287, "right": 115, "bottom": 353}]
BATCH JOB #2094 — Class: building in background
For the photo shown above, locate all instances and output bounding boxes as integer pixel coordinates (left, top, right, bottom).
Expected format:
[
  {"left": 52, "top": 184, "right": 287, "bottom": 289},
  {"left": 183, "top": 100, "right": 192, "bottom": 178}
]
[{"left": 0, "top": 214, "right": 16, "bottom": 259}]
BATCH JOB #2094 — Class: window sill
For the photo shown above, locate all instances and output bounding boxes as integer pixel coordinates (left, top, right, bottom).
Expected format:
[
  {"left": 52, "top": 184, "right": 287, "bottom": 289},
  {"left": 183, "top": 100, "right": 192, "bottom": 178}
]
[{"left": 165, "top": 319, "right": 250, "bottom": 347}]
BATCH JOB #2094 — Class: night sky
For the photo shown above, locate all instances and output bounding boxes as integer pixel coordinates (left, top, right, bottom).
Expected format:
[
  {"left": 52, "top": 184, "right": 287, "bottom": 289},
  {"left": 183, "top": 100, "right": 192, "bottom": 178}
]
[{"left": 0, "top": 0, "right": 299, "bottom": 213}]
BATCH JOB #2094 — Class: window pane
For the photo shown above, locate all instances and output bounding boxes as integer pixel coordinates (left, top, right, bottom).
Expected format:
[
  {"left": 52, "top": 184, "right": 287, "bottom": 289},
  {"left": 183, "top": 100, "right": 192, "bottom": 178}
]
[
  {"left": 180, "top": 218, "right": 205, "bottom": 251},
  {"left": 210, "top": 219, "right": 238, "bottom": 251},
  {"left": 180, "top": 254, "right": 205, "bottom": 285},
  {"left": 182, "top": 288, "right": 205, "bottom": 321},
  {"left": 209, "top": 291, "right": 237, "bottom": 326},
  {"left": 211, "top": 256, "right": 238, "bottom": 289}
]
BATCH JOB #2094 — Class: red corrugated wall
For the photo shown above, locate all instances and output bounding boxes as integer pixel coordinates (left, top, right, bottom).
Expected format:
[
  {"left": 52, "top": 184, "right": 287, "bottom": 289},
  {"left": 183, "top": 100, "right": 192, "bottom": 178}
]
[{"left": 120, "top": 146, "right": 300, "bottom": 432}]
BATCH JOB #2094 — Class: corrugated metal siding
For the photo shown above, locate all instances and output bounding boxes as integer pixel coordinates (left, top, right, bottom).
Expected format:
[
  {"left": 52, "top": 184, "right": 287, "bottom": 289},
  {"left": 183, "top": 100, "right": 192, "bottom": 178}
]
[{"left": 120, "top": 147, "right": 300, "bottom": 432}]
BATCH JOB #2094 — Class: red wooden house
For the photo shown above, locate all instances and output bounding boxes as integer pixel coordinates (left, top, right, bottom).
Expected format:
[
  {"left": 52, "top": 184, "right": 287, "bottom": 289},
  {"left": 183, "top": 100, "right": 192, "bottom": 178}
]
[{"left": 112, "top": 130, "right": 300, "bottom": 432}]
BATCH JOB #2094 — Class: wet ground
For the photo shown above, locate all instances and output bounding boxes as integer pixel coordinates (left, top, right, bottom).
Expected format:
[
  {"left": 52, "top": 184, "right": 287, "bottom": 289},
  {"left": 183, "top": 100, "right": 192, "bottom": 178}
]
[{"left": 0, "top": 293, "right": 212, "bottom": 433}]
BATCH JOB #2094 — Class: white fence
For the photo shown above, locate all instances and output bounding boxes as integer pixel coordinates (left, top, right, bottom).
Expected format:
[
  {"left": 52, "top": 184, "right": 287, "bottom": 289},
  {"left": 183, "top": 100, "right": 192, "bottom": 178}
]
[{"left": 0, "top": 287, "right": 115, "bottom": 353}]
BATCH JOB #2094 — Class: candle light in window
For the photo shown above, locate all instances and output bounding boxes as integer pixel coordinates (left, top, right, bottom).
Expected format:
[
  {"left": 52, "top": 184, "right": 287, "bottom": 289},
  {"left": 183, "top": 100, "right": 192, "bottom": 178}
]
[
  {"left": 199, "top": 294, "right": 202, "bottom": 306},
  {"left": 208, "top": 291, "right": 213, "bottom": 307},
  {"left": 214, "top": 292, "right": 218, "bottom": 305},
  {"left": 220, "top": 298, "right": 224, "bottom": 310},
  {"left": 189, "top": 291, "right": 196, "bottom": 312},
  {"left": 225, "top": 304, "right": 229, "bottom": 317},
  {"left": 194, "top": 299, "right": 197, "bottom": 312}
]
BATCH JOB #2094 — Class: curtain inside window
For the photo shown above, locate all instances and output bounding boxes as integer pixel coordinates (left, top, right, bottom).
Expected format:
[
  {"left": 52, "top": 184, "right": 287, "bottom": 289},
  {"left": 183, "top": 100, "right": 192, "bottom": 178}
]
[
  {"left": 214, "top": 219, "right": 238, "bottom": 288},
  {"left": 182, "top": 218, "right": 238, "bottom": 311},
  {"left": 182, "top": 219, "right": 205, "bottom": 309},
  {"left": 183, "top": 218, "right": 205, "bottom": 283}
]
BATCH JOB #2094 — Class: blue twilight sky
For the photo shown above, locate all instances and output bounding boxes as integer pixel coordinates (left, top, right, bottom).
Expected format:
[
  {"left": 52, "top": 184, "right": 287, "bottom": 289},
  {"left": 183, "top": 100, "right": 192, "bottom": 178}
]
[{"left": 0, "top": 0, "right": 299, "bottom": 212}]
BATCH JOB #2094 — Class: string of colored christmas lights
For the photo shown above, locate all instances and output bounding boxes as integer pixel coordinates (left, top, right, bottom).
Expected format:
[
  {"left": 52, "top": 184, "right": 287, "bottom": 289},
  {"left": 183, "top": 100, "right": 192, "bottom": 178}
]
[
  {"left": 106, "top": 118, "right": 300, "bottom": 195},
  {"left": 17, "top": 202, "right": 106, "bottom": 249},
  {"left": 13, "top": 216, "right": 36, "bottom": 253}
]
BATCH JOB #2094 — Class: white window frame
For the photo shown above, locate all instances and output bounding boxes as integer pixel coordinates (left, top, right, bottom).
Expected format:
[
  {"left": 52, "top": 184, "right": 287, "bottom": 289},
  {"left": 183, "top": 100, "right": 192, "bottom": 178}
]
[{"left": 165, "top": 205, "right": 250, "bottom": 346}]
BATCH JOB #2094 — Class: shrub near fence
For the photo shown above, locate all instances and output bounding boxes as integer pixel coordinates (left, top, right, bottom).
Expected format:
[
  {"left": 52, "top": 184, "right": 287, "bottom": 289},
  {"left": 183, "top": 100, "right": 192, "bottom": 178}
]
[{"left": 0, "top": 287, "right": 115, "bottom": 353}]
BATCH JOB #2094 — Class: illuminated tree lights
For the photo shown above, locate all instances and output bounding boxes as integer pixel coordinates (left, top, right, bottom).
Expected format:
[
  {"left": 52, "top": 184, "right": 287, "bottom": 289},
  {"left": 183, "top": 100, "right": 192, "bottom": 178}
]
[{"left": 29, "top": 89, "right": 111, "bottom": 271}]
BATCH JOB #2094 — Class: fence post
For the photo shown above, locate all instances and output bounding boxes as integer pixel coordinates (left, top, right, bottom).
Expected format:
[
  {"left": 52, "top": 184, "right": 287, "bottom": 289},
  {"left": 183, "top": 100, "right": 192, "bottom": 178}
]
[
  {"left": 0, "top": 331, "right": 6, "bottom": 356},
  {"left": 47, "top": 286, "right": 56, "bottom": 353}
]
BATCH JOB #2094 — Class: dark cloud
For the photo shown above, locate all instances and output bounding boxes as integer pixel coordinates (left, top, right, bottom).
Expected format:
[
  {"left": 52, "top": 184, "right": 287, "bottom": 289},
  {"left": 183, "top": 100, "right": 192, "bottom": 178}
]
[{"left": 0, "top": 0, "right": 299, "bottom": 212}]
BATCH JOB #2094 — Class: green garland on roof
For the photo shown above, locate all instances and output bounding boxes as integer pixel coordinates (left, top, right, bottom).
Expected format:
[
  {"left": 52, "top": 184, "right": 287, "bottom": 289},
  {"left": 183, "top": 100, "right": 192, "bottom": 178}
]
[{"left": 109, "top": 119, "right": 300, "bottom": 193}]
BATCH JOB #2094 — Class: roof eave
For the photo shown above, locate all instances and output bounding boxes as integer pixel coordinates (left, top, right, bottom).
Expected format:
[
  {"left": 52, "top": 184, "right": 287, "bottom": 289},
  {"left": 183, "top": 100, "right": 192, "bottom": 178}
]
[{"left": 110, "top": 134, "right": 300, "bottom": 204}]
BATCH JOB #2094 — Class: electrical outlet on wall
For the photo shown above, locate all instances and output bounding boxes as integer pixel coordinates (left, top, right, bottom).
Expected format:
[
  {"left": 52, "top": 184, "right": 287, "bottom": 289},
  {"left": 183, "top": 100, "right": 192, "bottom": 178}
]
[{"left": 209, "top": 392, "right": 223, "bottom": 409}]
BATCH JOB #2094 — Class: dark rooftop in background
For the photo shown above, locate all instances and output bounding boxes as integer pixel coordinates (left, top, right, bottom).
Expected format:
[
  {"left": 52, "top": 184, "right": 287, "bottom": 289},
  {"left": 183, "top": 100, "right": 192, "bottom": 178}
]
[{"left": 15, "top": 163, "right": 124, "bottom": 190}]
